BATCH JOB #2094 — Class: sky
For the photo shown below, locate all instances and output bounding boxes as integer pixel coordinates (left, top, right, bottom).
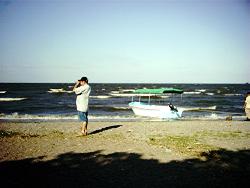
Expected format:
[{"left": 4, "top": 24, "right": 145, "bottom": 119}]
[{"left": 0, "top": 0, "right": 249, "bottom": 83}]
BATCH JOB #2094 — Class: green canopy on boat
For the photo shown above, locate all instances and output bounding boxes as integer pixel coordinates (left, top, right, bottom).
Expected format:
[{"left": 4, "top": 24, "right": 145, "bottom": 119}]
[{"left": 133, "top": 88, "right": 183, "bottom": 94}]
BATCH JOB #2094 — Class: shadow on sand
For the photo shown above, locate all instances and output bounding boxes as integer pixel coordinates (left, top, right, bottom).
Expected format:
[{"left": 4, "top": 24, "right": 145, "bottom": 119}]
[
  {"left": 0, "top": 149, "right": 250, "bottom": 187},
  {"left": 89, "top": 125, "right": 122, "bottom": 135}
]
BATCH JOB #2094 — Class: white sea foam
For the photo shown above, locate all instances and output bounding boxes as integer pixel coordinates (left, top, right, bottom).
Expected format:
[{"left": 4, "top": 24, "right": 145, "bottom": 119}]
[
  {"left": 206, "top": 93, "right": 214, "bottom": 96},
  {"left": 110, "top": 93, "right": 136, "bottom": 97},
  {"left": 182, "top": 113, "right": 247, "bottom": 121},
  {"left": 0, "top": 98, "right": 27, "bottom": 102},
  {"left": 0, "top": 113, "right": 137, "bottom": 121},
  {"left": 224, "top": 94, "right": 243, "bottom": 96},
  {"left": 210, "top": 113, "right": 220, "bottom": 119},
  {"left": 182, "top": 114, "right": 226, "bottom": 120},
  {"left": 110, "top": 93, "right": 166, "bottom": 97},
  {"left": 90, "top": 105, "right": 129, "bottom": 110},
  {"left": 48, "top": 88, "right": 74, "bottom": 93},
  {"left": 184, "top": 91, "right": 201, "bottom": 95},
  {"left": 111, "top": 91, "right": 119, "bottom": 94},
  {"left": 89, "top": 115, "right": 138, "bottom": 120},
  {"left": 90, "top": 95, "right": 111, "bottom": 99},
  {"left": 0, "top": 91, "right": 7, "bottom": 94},
  {"left": 0, "top": 112, "right": 244, "bottom": 121},
  {"left": 120, "top": 89, "right": 135, "bottom": 92},
  {"left": 110, "top": 89, "right": 135, "bottom": 95},
  {"left": 0, "top": 113, "right": 78, "bottom": 120},
  {"left": 196, "top": 89, "right": 206, "bottom": 93},
  {"left": 160, "top": 96, "right": 170, "bottom": 98},
  {"left": 181, "top": 106, "right": 216, "bottom": 111},
  {"left": 113, "top": 106, "right": 130, "bottom": 110}
]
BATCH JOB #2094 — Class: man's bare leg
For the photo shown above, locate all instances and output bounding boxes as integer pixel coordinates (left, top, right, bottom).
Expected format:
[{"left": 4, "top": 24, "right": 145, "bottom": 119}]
[
  {"left": 85, "top": 121, "right": 88, "bottom": 134},
  {"left": 81, "top": 121, "right": 88, "bottom": 135}
]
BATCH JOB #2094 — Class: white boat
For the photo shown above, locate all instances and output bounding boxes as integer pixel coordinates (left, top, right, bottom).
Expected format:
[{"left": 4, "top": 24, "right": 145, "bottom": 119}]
[{"left": 129, "top": 88, "right": 184, "bottom": 119}]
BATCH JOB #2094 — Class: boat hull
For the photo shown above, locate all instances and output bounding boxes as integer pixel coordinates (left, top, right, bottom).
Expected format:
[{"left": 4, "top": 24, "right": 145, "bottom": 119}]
[{"left": 129, "top": 102, "right": 183, "bottom": 119}]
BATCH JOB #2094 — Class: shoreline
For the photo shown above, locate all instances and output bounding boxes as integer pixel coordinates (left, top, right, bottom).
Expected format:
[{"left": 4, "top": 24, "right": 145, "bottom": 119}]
[
  {"left": 0, "top": 116, "right": 248, "bottom": 123},
  {"left": 0, "top": 111, "right": 248, "bottom": 123}
]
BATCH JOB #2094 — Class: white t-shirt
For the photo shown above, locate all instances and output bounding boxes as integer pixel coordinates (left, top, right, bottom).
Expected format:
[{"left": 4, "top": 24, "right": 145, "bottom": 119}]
[
  {"left": 246, "top": 96, "right": 250, "bottom": 109},
  {"left": 74, "top": 84, "right": 91, "bottom": 112}
]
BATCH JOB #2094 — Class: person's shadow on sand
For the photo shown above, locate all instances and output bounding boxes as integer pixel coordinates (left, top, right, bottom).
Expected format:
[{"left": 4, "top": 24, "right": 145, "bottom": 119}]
[
  {"left": 0, "top": 149, "right": 250, "bottom": 187},
  {"left": 89, "top": 125, "right": 122, "bottom": 135}
]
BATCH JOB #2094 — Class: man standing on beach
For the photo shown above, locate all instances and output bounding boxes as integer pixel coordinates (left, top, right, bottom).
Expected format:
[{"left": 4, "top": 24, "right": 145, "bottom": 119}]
[
  {"left": 244, "top": 92, "right": 250, "bottom": 121},
  {"left": 73, "top": 77, "right": 91, "bottom": 135}
]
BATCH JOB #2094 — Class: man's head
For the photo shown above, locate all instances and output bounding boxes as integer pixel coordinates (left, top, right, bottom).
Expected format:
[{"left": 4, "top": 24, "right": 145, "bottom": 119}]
[{"left": 78, "top": 77, "right": 88, "bottom": 85}]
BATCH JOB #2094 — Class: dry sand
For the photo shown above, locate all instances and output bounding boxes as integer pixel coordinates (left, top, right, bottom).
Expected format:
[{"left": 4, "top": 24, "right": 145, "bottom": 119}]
[{"left": 0, "top": 120, "right": 250, "bottom": 187}]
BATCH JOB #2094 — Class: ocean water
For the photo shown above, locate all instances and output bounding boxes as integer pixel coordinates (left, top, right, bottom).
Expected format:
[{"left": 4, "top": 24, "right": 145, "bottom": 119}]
[{"left": 0, "top": 83, "right": 249, "bottom": 121}]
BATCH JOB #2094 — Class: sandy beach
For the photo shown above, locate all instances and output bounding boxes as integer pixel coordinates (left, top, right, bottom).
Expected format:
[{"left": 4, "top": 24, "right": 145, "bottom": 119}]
[{"left": 1, "top": 120, "right": 250, "bottom": 187}]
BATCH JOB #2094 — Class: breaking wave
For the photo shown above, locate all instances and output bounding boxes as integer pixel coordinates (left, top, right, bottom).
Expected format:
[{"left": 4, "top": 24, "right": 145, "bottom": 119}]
[
  {"left": 48, "top": 88, "right": 74, "bottom": 93},
  {"left": 120, "top": 89, "right": 135, "bottom": 92},
  {"left": 182, "top": 114, "right": 246, "bottom": 121},
  {"left": 181, "top": 106, "right": 217, "bottom": 111},
  {"left": 90, "top": 105, "right": 130, "bottom": 111},
  {"left": 0, "top": 98, "right": 27, "bottom": 102},
  {"left": 0, "top": 113, "right": 137, "bottom": 121},
  {"left": 206, "top": 93, "right": 214, "bottom": 96},
  {"left": 90, "top": 95, "right": 111, "bottom": 99},
  {"left": 224, "top": 94, "right": 243, "bottom": 96},
  {"left": 196, "top": 89, "right": 206, "bottom": 93},
  {"left": 0, "top": 112, "right": 246, "bottom": 122},
  {"left": 184, "top": 91, "right": 202, "bottom": 95},
  {"left": 110, "top": 93, "right": 170, "bottom": 98}
]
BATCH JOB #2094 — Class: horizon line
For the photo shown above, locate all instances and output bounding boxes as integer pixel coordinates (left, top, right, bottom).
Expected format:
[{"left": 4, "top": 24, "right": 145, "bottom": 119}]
[{"left": 0, "top": 82, "right": 249, "bottom": 85}]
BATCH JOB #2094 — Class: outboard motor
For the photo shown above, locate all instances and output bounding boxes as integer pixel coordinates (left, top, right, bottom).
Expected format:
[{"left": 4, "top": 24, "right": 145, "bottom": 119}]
[{"left": 169, "top": 103, "right": 178, "bottom": 112}]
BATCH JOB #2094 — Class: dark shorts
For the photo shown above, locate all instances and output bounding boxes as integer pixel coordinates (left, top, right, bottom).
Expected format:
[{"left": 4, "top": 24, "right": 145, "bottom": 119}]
[{"left": 78, "top": 111, "right": 88, "bottom": 122}]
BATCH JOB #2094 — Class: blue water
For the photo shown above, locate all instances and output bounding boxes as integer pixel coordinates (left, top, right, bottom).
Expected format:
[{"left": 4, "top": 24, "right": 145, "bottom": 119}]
[{"left": 0, "top": 83, "right": 249, "bottom": 121}]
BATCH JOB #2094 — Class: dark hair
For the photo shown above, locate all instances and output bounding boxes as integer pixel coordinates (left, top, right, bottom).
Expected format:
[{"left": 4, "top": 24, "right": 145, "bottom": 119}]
[
  {"left": 244, "top": 92, "right": 250, "bottom": 100},
  {"left": 79, "top": 77, "right": 88, "bottom": 84}
]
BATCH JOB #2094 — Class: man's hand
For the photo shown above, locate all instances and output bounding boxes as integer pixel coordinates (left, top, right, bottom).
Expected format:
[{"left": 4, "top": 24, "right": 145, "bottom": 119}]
[{"left": 73, "top": 81, "right": 80, "bottom": 91}]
